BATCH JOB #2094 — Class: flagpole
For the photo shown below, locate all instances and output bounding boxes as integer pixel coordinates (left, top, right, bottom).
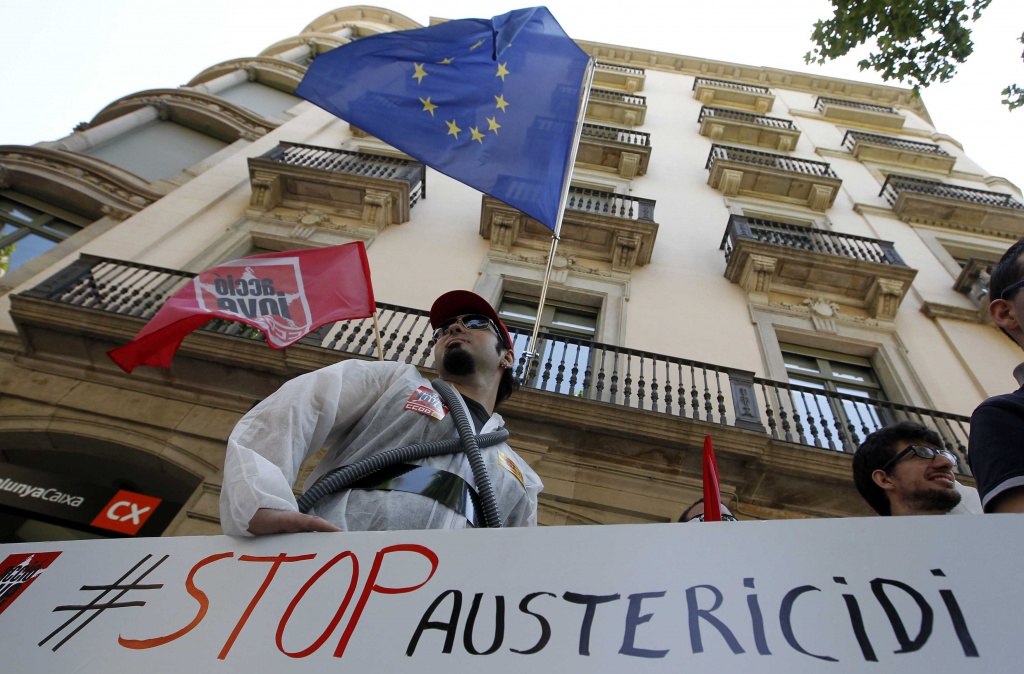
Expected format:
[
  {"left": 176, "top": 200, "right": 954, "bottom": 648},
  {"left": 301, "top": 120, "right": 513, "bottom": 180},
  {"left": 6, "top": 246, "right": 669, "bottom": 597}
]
[
  {"left": 522, "top": 57, "right": 596, "bottom": 380},
  {"left": 372, "top": 311, "right": 384, "bottom": 361}
]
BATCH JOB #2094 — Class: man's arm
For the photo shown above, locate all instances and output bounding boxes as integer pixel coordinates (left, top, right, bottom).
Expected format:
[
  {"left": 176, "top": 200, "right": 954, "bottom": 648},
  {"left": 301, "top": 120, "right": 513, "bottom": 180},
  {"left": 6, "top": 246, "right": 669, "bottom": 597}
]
[
  {"left": 220, "top": 360, "right": 391, "bottom": 535},
  {"left": 969, "top": 396, "right": 1024, "bottom": 513},
  {"left": 988, "top": 488, "right": 1024, "bottom": 514}
]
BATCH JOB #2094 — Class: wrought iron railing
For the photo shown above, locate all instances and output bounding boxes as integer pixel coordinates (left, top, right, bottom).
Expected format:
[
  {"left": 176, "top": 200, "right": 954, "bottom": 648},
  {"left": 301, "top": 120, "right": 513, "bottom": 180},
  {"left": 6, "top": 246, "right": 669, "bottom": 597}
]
[
  {"left": 596, "top": 62, "right": 645, "bottom": 75},
  {"left": 720, "top": 215, "right": 908, "bottom": 266},
  {"left": 693, "top": 77, "right": 770, "bottom": 95},
  {"left": 566, "top": 187, "right": 655, "bottom": 221},
  {"left": 815, "top": 97, "right": 897, "bottom": 115},
  {"left": 841, "top": 131, "right": 949, "bottom": 156},
  {"left": 755, "top": 378, "right": 971, "bottom": 473},
  {"left": 22, "top": 256, "right": 973, "bottom": 469},
  {"left": 590, "top": 88, "right": 647, "bottom": 106},
  {"left": 880, "top": 174, "right": 1024, "bottom": 210},
  {"left": 706, "top": 144, "right": 839, "bottom": 178},
  {"left": 258, "top": 142, "right": 425, "bottom": 207},
  {"left": 697, "top": 106, "right": 797, "bottom": 130},
  {"left": 581, "top": 123, "right": 651, "bottom": 147}
]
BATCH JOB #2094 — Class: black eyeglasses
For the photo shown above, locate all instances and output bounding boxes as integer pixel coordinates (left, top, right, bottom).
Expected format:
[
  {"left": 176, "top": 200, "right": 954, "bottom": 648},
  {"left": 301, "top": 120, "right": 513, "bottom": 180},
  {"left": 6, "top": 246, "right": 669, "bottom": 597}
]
[
  {"left": 1001, "top": 278, "right": 1024, "bottom": 300},
  {"left": 881, "top": 444, "right": 959, "bottom": 473},
  {"left": 432, "top": 314, "right": 497, "bottom": 342}
]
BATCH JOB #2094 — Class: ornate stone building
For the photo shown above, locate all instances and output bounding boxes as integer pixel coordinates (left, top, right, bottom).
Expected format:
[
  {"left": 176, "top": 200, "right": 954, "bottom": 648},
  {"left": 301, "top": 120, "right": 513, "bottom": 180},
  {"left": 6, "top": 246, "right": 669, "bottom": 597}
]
[{"left": 2, "top": 5, "right": 1021, "bottom": 541}]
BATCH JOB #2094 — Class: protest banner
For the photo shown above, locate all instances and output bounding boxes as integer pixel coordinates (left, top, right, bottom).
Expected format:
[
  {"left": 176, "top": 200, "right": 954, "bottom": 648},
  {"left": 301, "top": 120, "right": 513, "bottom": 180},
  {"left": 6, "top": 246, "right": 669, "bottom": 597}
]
[{"left": 0, "top": 515, "right": 1018, "bottom": 672}]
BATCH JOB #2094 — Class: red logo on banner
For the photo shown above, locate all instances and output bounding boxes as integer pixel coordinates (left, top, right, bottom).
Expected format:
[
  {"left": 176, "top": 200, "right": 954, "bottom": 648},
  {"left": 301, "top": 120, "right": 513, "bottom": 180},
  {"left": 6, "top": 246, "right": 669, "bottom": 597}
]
[
  {"left": 0, "top": 551, "right": 61, "bottom": 616},
  {"left": 193, "top": 258, "right": 312, "bottom": 345},
  {"left": 91, "top": 490, "right": 162, "bottom": 535}
]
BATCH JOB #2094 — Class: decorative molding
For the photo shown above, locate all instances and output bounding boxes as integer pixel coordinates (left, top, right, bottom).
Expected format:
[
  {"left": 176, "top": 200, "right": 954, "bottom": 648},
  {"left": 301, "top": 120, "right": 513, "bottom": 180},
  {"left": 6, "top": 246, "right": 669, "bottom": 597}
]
[
  {"left": 803, "top": 298, "right": 841, "bottom": 334},
  {"left": 188, "top": 57, "right": 307, "bottom": 92},
  {"left": 0, "top": 146, "right": 162, "bottom": 218},
  {"left": 87, "top": 89, "right": 275, "bottom": 141}
]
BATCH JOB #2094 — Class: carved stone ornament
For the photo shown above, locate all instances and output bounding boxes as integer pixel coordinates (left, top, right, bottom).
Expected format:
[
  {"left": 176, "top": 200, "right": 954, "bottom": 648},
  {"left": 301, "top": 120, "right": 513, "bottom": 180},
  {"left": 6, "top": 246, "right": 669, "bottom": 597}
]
[{"left": 803, "top": 297, "right": 841, "bottom": 333}]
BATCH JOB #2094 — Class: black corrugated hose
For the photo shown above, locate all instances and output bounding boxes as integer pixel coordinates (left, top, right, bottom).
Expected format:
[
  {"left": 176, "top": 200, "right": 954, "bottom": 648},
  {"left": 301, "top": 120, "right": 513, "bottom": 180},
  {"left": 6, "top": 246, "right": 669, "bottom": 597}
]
[{"left": 296, "top": 379, "right": 505, "bottom": 528}]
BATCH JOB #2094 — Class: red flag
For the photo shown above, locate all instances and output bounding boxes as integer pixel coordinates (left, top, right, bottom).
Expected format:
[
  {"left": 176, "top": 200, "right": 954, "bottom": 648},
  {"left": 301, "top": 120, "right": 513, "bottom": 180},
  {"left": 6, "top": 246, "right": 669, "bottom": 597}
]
[
  {"left": 108, "top": 243, "right": 375, "bottom": 373},
  {"left": 702, "top": 435, "right": 723, "bottom": 522}
]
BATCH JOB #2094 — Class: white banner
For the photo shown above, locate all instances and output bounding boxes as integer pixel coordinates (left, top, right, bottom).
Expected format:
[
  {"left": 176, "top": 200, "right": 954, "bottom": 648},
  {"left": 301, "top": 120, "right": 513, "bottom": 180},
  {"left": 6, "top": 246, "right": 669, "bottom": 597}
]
[{"left": 0, "top": 515, "right": 1019, "bottom": 673}]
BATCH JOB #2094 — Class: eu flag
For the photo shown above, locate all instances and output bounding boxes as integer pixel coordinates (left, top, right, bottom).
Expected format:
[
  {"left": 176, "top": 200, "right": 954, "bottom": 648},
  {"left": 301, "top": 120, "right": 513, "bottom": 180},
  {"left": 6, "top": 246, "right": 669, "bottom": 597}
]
[{"left": 295, "top": 6, "right": 590, "bottom": 230}]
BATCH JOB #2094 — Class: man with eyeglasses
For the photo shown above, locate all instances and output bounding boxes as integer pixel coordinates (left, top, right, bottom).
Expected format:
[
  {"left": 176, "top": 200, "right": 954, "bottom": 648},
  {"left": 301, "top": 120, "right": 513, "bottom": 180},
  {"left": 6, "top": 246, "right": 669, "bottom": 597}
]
[
  {"left": 969, "top": 237, "right": 1024, "bottom": 513},
  {"left": 220, "top": 290, "right": 542, "bottom": 535},
  {"left": 852, "top": 421, "right": 980, "bottom": 516}
]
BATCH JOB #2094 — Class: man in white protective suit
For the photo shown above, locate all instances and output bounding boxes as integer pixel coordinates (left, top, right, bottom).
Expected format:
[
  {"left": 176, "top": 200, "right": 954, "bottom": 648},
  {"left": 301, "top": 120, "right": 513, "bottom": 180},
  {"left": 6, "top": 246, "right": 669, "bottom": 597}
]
[{"left": 220, "top": 290, "right": 542, "bottom": 535}]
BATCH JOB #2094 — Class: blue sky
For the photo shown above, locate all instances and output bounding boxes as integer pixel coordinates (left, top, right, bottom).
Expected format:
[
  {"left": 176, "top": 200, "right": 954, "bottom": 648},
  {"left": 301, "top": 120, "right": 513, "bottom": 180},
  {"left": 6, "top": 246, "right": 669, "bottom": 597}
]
[{"left": 2, "top": 0, "right": 1022, "bottom": 189}]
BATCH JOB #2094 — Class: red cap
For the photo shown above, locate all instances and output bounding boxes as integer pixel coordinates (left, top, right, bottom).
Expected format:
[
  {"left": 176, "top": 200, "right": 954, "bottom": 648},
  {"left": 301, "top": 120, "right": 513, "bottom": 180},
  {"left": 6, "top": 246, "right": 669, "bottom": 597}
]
[{"left": 430, "top": 290, "right": 513, "bottom": 353}]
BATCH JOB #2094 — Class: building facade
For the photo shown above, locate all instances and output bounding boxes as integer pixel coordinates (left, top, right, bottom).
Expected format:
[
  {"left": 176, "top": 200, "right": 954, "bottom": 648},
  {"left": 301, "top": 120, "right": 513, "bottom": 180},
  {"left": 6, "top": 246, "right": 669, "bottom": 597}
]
[{"left": 2, "top": 5, "right": 1021, "bottom": 541}]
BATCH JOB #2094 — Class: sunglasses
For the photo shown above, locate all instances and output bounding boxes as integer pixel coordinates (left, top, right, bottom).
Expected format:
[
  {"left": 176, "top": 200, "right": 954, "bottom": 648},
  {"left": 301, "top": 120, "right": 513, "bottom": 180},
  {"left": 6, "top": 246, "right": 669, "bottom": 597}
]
[
  {"left": 689, "top": 513, "right": 739, "bottom": 522},
  {"left": 432, "top": 314, "right": 499, "bottom": 343},
  {"left": 1001, "top": 278, "right": 1024, "bottom": 300},
  {"left": 881, "top": 444, "right": 959, "bottom": 473}
]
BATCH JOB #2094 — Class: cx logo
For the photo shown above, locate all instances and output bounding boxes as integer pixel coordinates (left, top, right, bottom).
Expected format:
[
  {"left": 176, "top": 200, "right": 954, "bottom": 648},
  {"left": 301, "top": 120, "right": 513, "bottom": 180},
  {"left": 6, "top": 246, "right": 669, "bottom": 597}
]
[{"left": 91, "top": 490, "right": 162, "bottom": 535}]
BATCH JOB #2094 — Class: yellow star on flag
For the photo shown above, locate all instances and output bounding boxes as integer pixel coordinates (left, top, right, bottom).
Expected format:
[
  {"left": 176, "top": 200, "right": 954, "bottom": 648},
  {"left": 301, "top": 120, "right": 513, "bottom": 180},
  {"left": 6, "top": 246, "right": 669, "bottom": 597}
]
[
  {"left": 420, "top": 97, "right": 438, "bottom": 116},
  {"left": 487, "top": 117, "right": 501, "bottom": 134},
  {"left": 494, "top": 94, "right": 509, "bottom": 112},
  {"left": 437, "top": 57, "right": 454, "bottom": 64},
  {"left": 446, "top": 119, "right": 462, "bottom": 140},
  {"left": 470, "top": 127, "right": 485, "bottom": 143},
  {"left": 496, "top": 63, "right": 510, "bottom": 81},
  {"left": 412, "top": 63, "right": 428, "bottom": 84},
  {"left": 470, "top": 39, "right": 485, "bottom": 51}
]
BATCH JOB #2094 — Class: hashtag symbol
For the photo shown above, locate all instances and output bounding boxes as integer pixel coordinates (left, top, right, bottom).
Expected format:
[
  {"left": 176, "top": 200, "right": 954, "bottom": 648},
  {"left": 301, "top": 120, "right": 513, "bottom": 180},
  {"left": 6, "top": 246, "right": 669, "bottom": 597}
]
[{"left": 39, "top": 553, "right": 168, "bottom": 652}]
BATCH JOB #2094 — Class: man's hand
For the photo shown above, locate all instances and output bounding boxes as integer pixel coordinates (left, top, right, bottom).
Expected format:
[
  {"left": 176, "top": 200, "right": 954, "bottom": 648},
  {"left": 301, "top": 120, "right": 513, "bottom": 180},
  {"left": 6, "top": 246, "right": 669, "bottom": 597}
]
[{"left": 247, "top": 508, "right": 343, "bottom": 535}]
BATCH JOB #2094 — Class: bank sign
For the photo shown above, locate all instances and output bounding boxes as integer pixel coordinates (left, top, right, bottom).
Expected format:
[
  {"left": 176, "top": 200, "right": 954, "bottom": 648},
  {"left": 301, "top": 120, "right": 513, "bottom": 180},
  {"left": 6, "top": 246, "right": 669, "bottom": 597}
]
[
  {"left": 0, "top": 515, "right": 1018, "bottom": 673},
  {"left": 0, "top": 463, "right": 175, "bottom": 537}
]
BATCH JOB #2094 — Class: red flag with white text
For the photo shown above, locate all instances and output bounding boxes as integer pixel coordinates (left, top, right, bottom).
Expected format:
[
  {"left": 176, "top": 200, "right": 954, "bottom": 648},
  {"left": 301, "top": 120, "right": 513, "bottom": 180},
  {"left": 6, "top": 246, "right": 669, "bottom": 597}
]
[
  {"left": 107, "top": 243, "right": 375, "bottom": 373},
  {"left": 702, "top": 435, "right": 723, "bottom": 522}
]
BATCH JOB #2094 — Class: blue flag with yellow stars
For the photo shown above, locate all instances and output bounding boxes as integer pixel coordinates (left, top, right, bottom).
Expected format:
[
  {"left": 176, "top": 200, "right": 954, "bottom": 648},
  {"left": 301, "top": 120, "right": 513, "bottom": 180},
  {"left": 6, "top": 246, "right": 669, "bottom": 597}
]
[{"left": 295, "top": 6, "right": 590, "bottom": 230}]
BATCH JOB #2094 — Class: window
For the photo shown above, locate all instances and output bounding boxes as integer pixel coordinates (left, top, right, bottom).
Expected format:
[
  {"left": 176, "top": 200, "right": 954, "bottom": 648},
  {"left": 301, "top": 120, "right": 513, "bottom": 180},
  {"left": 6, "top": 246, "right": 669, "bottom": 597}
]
[
  {"left": 498, "top": 293, "right": 598, "bottom": 395},
  {"left": 1, "top": 196, "right": 85, "bottom": 277},
  {"left": 781, "top": 344, "right": 889, "bottom": 449}
]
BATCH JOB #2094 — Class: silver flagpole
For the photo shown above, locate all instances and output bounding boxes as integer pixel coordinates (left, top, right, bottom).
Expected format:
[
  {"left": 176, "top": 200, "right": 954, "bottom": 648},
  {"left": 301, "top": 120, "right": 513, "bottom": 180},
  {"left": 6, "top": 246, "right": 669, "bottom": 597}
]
[{"left": 522, "top": 56, "right": 597, "bottom": 380}]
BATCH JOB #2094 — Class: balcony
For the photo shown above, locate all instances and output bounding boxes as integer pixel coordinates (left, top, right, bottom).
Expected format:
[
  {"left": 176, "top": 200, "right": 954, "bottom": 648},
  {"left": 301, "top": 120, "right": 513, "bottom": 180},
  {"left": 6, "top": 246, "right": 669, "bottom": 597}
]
[
  {"left": 815, "top": 97, "right": 904, "bottom": 130},
  {"left": 692, "top": 77, "right": 774, "bottom": 114},
  {"left": 576, "top": 123, "right": 652, "bottom": 178},
  {"left": 720, "top": 215, "right": 917, "bottom": 319},
  {"left": 586, "top": 88, "right": 647, "bottom": 127},
  {"left": 697, "top": 106, "right": 801, "bottom": 151},
  {"left": 479, "top": 187, "right": 658, "bottom": 272},
  {"left": 880, "top": 174, "right": 1024, "bottom": 237},
  {"left": 247, "top": 142, "right": 425, "bottom": 230},
  {"left": 842, "top": 131, "right": 955, "bottom": 174},
  {"left": 705, "top": 144, "right": 842, "bottom": 211},
  {"left": 594, "top": 61, "right": 645, "bottom": 93},
  {"left": 12, "top": 254, "right": 971, "bottom": 472}
]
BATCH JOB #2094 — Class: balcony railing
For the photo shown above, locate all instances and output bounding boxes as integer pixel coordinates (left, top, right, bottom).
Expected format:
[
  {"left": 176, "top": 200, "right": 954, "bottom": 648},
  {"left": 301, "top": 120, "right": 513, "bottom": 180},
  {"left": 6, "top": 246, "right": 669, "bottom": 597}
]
[
  {"left": 590, "top": 88, "right": 647, "bottom": 106},
  {"left": 881, "top": 175, "right": 1024, "bottom": 210},
  {"left": 21, "top": 255, "right": 971, "bottom": 466},
  {"left": 755, "top": 378, "right": 970, "bottom": 471},
  {"left": 815, "top": 97, "right": 897, "bottom": 115},
  {"left": 597, "top": 62, "right": 645, "bottom": 75},
  {"left": 581, "top": 123, "right": 651, "bottom": 147},
  {"left": 706, "top": 145, "right": 839, "bottom": 178},
  {"left": 720, "top": 215, "right": 907, "bottom": 267},
  {"left": 698, "top": 106, "right": 796, "bottom": 130},
  {"left": 841, "top": 131, "right": 949, "bottom": 156},
  {"left": 259, "top": 142, "right": 425, "bottom": 206},
  {"left": 693, "top": 77, "right": 770, "bottom": 95},
  {"left": 566, "top": 187, "right": 655, "bottom": 221}
]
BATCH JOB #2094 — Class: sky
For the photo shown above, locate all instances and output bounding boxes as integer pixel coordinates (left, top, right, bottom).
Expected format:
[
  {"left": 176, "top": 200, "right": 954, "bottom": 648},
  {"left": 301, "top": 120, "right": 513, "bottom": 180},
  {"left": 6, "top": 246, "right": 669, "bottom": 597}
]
[{"left": 2, "top": 0, "right": 1022, "bottom": 190}]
